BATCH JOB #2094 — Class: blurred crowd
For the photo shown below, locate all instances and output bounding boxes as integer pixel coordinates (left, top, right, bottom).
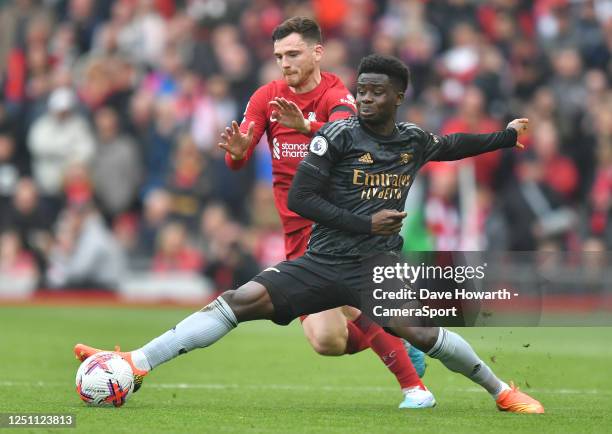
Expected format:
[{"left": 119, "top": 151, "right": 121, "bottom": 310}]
[{"left": 0, "top": 0, "right": 611, "bottom": 291}]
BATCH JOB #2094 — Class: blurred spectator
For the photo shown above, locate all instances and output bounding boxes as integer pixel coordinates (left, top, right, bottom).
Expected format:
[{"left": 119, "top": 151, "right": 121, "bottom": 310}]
[
  {"left": 151, "top": 221, "right": 203, "bottom": 273},
  {"left": 427, "top": 0, "right": 478, "bottom": 50},
  {"left": 125, "top": 0, "right": 167, "bottom": 67},
  {"left": 63, "top": 162, "right": 94, "bottom": 207},
  {"left": 27, "top": 87, "right": 95, "bottom": 217},
  {"left": 191, "top": 75, "right": 238, "bottom": 151},
  {"left": 247, "top": 183, "right": 285, "bottom": 267},
  {"left": 126, "top": 90, "right": 154, "bottom": 155},
  {"left": 2, "top": 10, "right": 53, "bottom": 108},
  {"left": 210, "top": 25, "right": 257, "bottom": 109},
  {"left": 111, "top": 212, "right": 139, "bottom": 257},
  {"left": 104, "top": 56, "right": 136, "bottom": 122},
  {"left": 0, "top": 1, "right": 46, "bottom": 76},
  {"left": 549, "top": 48, "right": 587, "bottom": 137},
  {"left": 141, "top": 97, "right": 179, "bottom": 195},
  {"left": 141, "top": 44, "right": 183, "bottom": 98},
  {"left": 78, "top": 57, "right": 114, "bottom": 110},
  {"left": 509, "top": 36, "right": 548, "bottom": 101},
  {"left": 91, "top": 106, "right": 142, "bottom": 220},
  {"left": 536, "top": 1, "right": 578, "bottom": 52},
  {"left": 589, "top": 108, "right": 612, "bottom": 246},
  {"left": 0, "top": 230, "right": 37, "bottom": 278},
  {"left": 0, "top": 132, "right": 23, "bottom": 208},
  {"left": 136, "top": 188, "right": 172, "bottom": 257},
  {"left": 438, "top": 22, "right": 481, "bottom": 103},
  {"left": 531, "top": 121, "right": 579, "bottom": 200},
  {"left": 67, "top": 0, "right": 100, "bottom": 54},
  {"left": 164, "top": 134, "right": 213, "bottom": 231},
  {"left": 204, "top": 239, "right": 260, "bottom": 293},
  {"left": 439, "top": 85, "right": 504, "bottom": 187},
  {"left": 501, "top": 155, "right": 575, "bottom": 250},
  {"left": 198, "top": 202, "right": 229, "bottom": 257},
  {"left": 0, "top": 178, "right": 52, "bottom": 281},
  {"left": 46, "top": 202, "right": 124, "bottom": 290},
  {"left": 424, "top": 165, "right": 461, "bottom": 251}
]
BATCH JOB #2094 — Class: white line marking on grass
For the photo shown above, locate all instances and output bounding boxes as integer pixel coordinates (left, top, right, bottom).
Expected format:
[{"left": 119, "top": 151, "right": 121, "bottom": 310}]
[{"left": 1, "top": 380, "right": 610, "bottom": 396}]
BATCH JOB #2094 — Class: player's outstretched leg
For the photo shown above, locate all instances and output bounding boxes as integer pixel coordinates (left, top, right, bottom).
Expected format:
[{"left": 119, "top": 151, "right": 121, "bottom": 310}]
[
  {"left": 393, "top": 326, "right": 544, "bottom": 414},
  {"left": 74, "top": 282, "right": 274, "bottom": 392}
]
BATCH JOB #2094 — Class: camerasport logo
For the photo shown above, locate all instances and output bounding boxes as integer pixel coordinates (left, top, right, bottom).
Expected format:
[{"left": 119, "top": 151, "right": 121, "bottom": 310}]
[{"left": 272, "top": 138, "right": 309, "bottom": 160}]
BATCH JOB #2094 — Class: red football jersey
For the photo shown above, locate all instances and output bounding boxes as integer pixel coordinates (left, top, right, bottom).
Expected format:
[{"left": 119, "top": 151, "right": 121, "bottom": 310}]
[{"left": 225, "top": 72, "right": 356, "bottom": 234}]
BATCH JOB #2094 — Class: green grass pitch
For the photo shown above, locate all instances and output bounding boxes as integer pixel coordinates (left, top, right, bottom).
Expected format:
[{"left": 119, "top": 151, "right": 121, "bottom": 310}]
[{"left": 1, "top": 305, "right": 611, "bottom": 433}]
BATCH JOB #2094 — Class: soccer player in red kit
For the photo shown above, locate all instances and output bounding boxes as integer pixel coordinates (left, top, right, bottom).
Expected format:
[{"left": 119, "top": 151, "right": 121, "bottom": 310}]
[{"left": 218, "top": 17, "right": 434, "bottom": 408}]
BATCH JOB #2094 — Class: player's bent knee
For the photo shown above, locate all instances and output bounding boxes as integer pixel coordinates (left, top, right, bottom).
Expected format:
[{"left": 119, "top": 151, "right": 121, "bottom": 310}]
[
  {"left": 219, "top": 282, "right": 275, "bottom": 323},
  {"left": 307, "top": 333, "right": 346, "bottom": 356},
  {"left": 303, "top": 321, "right": 347, "bottom": 356}
]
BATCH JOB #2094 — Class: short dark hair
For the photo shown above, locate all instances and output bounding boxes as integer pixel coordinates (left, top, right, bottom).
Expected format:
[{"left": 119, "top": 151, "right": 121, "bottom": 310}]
[
  {"left": 272, "top": 17, "right": 322, "bottom": 44},
  {"left": 357, "top": 54, "right": 411, "bottom": 92}
]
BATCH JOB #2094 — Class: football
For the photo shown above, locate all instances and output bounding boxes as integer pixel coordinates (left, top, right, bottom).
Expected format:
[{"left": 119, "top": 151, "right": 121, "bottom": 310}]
[{"left": 75, "top": 352, "right": 134, "bottom": 407}]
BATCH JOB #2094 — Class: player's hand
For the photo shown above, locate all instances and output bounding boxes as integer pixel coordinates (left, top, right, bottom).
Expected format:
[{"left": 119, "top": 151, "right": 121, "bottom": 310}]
[
  {"left": 506, "top": 118, "right": 529, "bottom": 149},
  {"left": 269, "top": 97, "right": 310, "bottom": 134},
  {"left": 371, "top": 210, "right": 407, "bottom": 235},
  {"left": 218, "top": 121, "right": 255, "bottom": 160}
]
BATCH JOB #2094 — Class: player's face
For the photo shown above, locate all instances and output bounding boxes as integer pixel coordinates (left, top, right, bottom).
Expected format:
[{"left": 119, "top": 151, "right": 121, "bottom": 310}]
[
  {"left": 355, "top": 73, "right": 403, "bottom": 125},
  {"left": 273, "top": 33, "right": 322, "bottom": 88}
]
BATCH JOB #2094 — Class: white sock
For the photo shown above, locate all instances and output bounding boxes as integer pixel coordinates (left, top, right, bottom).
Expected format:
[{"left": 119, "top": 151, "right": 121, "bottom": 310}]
[
  {"left": 137, "top": 298, "right": 237, "bottom": 370},
  {"left": 427, "top": 328, "right": 510, "bottom": 398},
  {"left": 130, "top": 349, "right": 151, "bottom": 371}
]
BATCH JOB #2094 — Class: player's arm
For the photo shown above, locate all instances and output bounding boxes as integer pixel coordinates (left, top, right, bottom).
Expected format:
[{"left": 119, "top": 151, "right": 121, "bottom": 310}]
[
  {"left": 220, "top": 89, "right": 268, "bottom": 170},
  {"left": 269, "top": 95, "right": 355, "bottom": 136},
  {"left": 288, "top": 136, "right": 405, "bottom": 235},
  {"left": 306, "top": 88, "right": 357, "bottom": 134},
  {"left": 424, "top": 118, "right": 529, "bottom": 163}
]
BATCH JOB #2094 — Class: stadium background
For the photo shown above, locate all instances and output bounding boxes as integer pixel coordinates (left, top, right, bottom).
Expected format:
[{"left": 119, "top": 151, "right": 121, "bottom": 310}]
[{"left": 1, "top": 0, "right": 611, "bottom": 299}]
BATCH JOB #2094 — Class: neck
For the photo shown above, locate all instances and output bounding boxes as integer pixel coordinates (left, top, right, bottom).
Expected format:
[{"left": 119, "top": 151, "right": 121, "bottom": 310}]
[
  {"left": 290, "top": 69, "right": 322, "bottom": 94},
  {"left": 361, "top": 118, "right": 397, "bottom": 137}
]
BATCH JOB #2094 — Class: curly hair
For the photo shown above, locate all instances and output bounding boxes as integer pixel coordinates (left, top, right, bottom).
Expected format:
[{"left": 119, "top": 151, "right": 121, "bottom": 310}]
[{"left": 357, "top": 54, "right": 411, "bottom": 92}]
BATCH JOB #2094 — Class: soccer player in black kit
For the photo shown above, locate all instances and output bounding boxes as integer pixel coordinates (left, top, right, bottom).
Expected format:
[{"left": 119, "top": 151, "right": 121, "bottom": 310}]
[{"left": 74, "top": 55, "right": 544, "bottom": 413}]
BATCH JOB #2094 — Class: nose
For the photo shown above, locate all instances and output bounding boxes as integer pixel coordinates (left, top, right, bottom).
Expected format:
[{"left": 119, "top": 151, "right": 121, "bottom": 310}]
[
  {"left": 280, "top": 56, "right": 291, "bottom": 69},
  {"left": 360, "top": 91, "right": 374, "bottom": 104}
]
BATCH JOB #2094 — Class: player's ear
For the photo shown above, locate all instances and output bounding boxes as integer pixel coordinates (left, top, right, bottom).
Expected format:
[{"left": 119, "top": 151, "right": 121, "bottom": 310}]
[
  {"left": 395, "top": 91, "right": 405, "bottom": 107},
  {"left": 313, "top": 43, "right": 323, "bottom": 62}
]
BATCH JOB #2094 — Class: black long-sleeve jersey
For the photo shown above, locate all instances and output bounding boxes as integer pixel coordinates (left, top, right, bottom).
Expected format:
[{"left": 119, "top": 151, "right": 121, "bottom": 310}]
[{"left": 288, "top": 116, "right": 517, "bottom": 264}]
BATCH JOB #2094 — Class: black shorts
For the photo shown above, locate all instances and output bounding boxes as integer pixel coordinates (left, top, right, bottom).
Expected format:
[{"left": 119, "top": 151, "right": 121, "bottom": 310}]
[{"left": 252, "top": 254, "right": 397, "bottom": 326}]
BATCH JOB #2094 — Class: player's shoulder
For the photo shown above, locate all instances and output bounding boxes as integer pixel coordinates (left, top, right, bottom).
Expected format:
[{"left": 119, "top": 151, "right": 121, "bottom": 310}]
[
  {"left": 319, "top": 116, "right": 360, "bottom": 141},
  {"left": 321, "top": 72, "right": 354, "bottom": 102},
  {"left": 251, "top": 79, "right": 287, "bottom": 102},
  {"left": 321, "top": 72, "right": 348, "bottom": 91},
  {"left": 397, "top": 122, "right": 426, "bottom": 136}
]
